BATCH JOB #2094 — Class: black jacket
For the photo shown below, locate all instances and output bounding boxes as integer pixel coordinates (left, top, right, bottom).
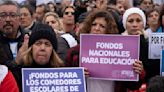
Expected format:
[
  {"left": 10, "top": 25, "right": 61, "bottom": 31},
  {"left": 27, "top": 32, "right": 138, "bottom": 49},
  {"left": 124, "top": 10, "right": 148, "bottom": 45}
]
[
  {"left": 0, "top": 27, "right": 25, "bottom": 91},
  {"left": 139, "top": 35, "right": 160, "bottom": 83},
  {"left": 57, "top": 31, "right": 79, "bottom": 63},
  {"left": 137, "top": 35, "right": 160, "bottom": 83}
]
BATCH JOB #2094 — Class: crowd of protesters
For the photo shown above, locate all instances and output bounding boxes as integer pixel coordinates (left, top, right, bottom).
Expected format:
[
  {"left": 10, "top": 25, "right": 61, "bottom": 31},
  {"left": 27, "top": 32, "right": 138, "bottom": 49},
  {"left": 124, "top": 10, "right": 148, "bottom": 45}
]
[{"left": 0, "top": 0, "right": 164, "bottom": 92}]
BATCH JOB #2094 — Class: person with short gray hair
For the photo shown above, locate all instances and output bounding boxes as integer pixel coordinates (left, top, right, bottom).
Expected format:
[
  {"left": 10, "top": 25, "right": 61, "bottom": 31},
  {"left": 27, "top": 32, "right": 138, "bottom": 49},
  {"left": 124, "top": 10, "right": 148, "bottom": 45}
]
[{"left": 0, "top": 0, "right": 26, "bottom": 91}]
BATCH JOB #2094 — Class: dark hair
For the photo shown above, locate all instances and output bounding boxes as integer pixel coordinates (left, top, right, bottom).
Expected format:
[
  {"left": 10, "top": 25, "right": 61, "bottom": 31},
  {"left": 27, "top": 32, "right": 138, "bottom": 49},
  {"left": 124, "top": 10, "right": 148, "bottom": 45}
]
[
  {"left": 62, "top": 5, "right": 77, "bottom": 22},
  {"left": 47, "top": 2, "right": 56, "bottom": 12},
  {"left": 36, "top": 4, "right": 49, "bottom": 14},
  {"left": 146, "top": 76, "right": 164, "bottom": 92},
  {"left": 79, "top": 10, "right": 119, "bottom": 36},
  {"left": 107, "top": 0, "right": 116, "bottom": 5},
  {"left": 77, "top": 12, "right": 88, "bottom": 23},
  {"left": 139, "top": 0, "right": 153, "bottom": 5},
  {"left": 107, "top": 6, "right": 124, "bottom": 34},
  {"left": 20, "top": 4, "right": 35, "bottom": 16},
  {"left": 62, "top": 5, "right": 76, "bottom": 17},
  {"left": 145, "top": 8, "right": 160, "bottom": 19}
]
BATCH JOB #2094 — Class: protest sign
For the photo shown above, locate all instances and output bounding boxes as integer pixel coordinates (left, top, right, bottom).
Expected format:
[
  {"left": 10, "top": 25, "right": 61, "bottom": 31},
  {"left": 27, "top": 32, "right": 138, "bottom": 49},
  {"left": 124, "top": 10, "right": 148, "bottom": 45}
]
[
  {"left": 160, "top": 50, "right": 164, "bottom": 76},
  {"left": 22, "top": 68, "right": 86, "bottom": 92},
  {"left": 80, "top": 34, "right": 139, "bottom": 81},
  {"left": 149, "top": 33, "right": 164, "bottom": 59}
]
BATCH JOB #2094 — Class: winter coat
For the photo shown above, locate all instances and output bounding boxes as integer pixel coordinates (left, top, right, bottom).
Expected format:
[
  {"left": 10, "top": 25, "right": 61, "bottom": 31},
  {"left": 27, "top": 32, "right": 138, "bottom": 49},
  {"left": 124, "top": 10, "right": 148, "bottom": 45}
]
[
  {"left": 0, "top": 65, "right": 19, "bottom": 92},
  {"left": 0, "top": 27, "right": 25, "bottom": 91}
]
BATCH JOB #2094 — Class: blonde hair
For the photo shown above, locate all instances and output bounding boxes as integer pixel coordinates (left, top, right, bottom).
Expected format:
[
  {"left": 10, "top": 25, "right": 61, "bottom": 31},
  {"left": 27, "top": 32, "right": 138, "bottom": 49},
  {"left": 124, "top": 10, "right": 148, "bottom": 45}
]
[
  {"left": 23, "top": 47, "right": 64, "bottom": 67},
  {"left": 42, "top": 12, "right": 64, "bottom": 32}
]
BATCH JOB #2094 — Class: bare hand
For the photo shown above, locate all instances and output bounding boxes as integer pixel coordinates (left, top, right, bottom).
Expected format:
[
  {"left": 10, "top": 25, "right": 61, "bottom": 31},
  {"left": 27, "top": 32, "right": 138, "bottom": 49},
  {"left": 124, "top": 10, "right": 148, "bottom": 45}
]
[
  {"left": 15, "top": 34, "right": 29, "bottom": 65},
  {"left": 133, "top": 60, "right": 143, "bottom": 74},
  {"left": 84, "top": 67, "right": 90, "bottom": 77}
]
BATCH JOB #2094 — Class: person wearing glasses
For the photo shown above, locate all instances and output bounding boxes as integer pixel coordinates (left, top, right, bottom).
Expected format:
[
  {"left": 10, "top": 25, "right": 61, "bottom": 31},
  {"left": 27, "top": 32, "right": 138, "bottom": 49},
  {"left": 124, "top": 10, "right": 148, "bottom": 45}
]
[
  {"left": 62, "top": 6, "right": 76, "bottom": 33},
  {"left": 20, "top": 4, "right": 38, "bottom": 33},
  {"left": 57, "top": 6, "right": 78, "bottom": 62},
  {"left": 0, "top": 0, "right": 26, "bottom": 91}
]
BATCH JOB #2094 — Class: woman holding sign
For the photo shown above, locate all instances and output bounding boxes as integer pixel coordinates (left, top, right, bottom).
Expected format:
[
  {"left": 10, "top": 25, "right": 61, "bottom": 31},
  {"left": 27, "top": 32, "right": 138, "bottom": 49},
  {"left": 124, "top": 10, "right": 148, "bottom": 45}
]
[
  {"left": 66, "top": 10, "right": 145, "bottom": 92},
  {"left": 122, "top": 7, "right": 160, "bottom": 83},
  {"left": 15, "top": 23, "right": 64, "bottom": 91}
]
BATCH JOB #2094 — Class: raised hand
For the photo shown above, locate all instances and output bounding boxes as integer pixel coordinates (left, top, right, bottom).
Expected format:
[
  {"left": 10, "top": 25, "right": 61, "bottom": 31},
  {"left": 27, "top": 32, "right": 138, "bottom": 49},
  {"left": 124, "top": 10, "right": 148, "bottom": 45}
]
[{"left": 15, "top": 34, "right": 29, "bottom": 65}]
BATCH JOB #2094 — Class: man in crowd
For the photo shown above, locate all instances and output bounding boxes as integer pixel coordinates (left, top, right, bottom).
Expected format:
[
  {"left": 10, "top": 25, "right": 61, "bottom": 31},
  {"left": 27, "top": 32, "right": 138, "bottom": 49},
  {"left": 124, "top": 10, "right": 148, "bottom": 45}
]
[
  {"left": 0, "top": 0, "right": 26, "bottom": 91},
  {"left": 57, "top": 6, "right": 78, "bottom": 62}
]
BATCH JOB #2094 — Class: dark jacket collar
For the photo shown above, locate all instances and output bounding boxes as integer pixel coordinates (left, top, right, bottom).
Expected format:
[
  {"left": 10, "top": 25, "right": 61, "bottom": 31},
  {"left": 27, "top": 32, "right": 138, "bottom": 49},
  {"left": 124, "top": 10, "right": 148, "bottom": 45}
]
[
  {"left": 0, "top": 26, "right": 25, "bottom": 43},
  {"left": 27, "top": 60, "right": 51, "bottom": 68}
]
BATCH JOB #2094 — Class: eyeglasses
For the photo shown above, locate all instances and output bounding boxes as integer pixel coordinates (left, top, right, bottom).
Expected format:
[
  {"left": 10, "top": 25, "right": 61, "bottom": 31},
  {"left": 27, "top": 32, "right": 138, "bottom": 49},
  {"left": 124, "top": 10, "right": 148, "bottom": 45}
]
[
  {"left": 0, "top": 12, "right": 18, "bottom": 20},
  {"left": 64, "top": 12, "right": 75, "bottom": 15}
]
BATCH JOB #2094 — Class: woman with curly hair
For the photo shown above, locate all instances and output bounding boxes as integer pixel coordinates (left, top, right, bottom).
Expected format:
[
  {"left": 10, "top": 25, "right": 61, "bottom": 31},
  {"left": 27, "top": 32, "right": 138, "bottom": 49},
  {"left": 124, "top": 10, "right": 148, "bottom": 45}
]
[{"left": 66, "top": 9, "right": 144, "bottom": 92}]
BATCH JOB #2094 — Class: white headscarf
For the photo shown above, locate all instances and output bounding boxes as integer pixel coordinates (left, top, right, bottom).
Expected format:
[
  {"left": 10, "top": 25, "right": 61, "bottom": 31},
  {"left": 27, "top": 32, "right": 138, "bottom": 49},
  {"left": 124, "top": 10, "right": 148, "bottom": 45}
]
[{"left": 122, "top": 7, "right": 146, "bottom": 29}]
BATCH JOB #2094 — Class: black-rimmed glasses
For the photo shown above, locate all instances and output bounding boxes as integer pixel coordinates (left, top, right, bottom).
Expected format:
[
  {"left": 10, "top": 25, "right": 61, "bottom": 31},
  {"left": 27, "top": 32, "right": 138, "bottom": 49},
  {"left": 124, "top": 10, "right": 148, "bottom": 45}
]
[{"left": 0, "top": 12, "right": 18, "bottom": 20}]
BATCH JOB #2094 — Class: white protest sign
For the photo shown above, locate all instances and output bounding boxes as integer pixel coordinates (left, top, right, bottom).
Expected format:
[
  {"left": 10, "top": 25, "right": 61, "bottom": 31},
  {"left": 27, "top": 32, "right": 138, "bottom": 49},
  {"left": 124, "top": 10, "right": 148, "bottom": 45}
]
[
  {"left": 22, "top": 68, "right": 86, "bottom": 92},
  {"left": 149, "top": 33, "right": 164, "bottom": 59}
]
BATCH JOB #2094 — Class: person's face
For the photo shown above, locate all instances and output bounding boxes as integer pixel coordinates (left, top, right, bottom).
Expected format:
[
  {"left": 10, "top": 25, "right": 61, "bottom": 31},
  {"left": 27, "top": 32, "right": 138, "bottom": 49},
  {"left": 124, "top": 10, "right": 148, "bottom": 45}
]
[
  {"left": 74, "top": 0, "right": 81, "bottom": 6},
  {"left": 126, "top": 14, "right": 144, "bottom": 35},
  {"left": 35, "top": 6, "right": 45, "bottom": 22},
  {"left": 115, "top": 3, "right": 125, "bottom": 15},
  {"left": 62, "top": 7, "right": 75, "bottom": 25},
  {"left": 140, "top": 0, "right": 153, "bottom": 9},
  {"left": 0, "top": 5, "right": 20, "bottom": 37},
  {"left": 90, "top": 17, "right": 107, "bottom": 34},
  {"left": 45, "top": 15, "right": 59, "bottom": 31},
  {"left": 32, "top": 39, "right": 53, "bottom": 65},
  {"left": 48, "top": 4, "right": 55, "bottom": 12},
  {"left": 147, "top": 11, "right": 159, "bottom": 26},
  {"left": 20, "top": 7, "right": 33, "bottom": 28}
]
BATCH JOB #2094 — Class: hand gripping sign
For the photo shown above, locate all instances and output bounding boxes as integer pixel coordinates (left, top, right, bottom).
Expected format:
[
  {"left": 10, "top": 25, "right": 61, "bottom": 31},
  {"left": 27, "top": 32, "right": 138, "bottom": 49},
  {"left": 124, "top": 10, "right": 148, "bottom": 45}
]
[{"left": 80, "top": 34, "right": 140, "bottom": 81}]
